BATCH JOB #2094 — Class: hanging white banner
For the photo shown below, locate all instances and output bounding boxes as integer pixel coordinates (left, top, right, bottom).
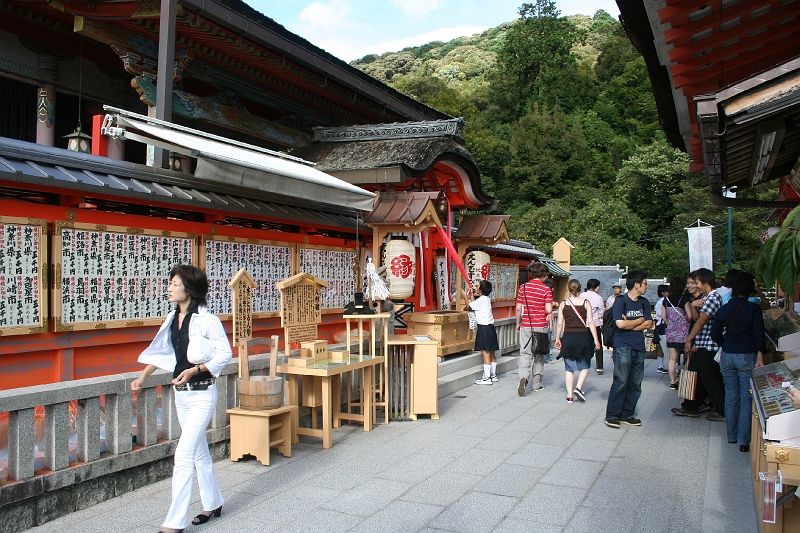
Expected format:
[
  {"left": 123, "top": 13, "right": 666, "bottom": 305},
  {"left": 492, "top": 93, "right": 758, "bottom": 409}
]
[{"left": 687, "top": 226, "right": 713, "bottom": 271}]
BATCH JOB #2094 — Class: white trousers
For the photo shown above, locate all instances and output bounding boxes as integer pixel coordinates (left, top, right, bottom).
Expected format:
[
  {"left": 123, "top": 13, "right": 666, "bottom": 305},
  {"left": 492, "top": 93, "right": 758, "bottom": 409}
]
[{"left": 162, "top": 385, "right": 225, "bottom": 529}]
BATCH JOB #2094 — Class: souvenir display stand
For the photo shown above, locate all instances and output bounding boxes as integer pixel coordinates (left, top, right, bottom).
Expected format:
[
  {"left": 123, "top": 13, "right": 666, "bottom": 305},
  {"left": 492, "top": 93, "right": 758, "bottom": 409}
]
[
  {"left": 343, "top": 313, "right": 390, "bottom": 423},
  {"left": 750, "top": 356, "right": 800, "bottom": 532},
  {"left": 386, "top": 334, "right": 440, "bottom": 420}
]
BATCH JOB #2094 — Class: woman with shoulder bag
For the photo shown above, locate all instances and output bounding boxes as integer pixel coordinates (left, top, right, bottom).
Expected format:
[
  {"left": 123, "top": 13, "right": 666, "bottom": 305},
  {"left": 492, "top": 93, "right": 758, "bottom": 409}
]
[
  {"left": 131, "top": 265, "right": 232, "bottom": 533},
  {"left": 662, "top": 277, "right": 692, "bottom": 390},
  {"left": 555, "top": 279, "right": 601, "bottom": 404},
  {"left": 710, "top": 272, "right": 766, "bottom": 453}
]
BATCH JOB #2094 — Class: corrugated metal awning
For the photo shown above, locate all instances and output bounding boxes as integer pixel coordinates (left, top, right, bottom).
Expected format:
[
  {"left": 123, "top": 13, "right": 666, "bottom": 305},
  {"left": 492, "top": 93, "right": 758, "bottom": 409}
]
[{"left": 103, "top": 107, "right": 375, "bottom": 212}]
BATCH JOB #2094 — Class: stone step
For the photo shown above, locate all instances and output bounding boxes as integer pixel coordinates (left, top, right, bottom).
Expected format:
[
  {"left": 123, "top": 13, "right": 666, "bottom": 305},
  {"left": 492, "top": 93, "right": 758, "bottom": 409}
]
[
  {"left": 437, "top": 353, "right": 518, "bottom": 399},
  {"left": 437, "top": 350, "right": 486, "bottom": 377}
]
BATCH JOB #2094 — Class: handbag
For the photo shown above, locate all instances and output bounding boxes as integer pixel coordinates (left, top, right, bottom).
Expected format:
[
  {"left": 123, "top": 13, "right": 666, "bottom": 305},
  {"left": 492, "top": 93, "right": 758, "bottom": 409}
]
[
  {"left": 187, "top": 332, "right": 215, "bottom": 364},
  {"left": 522, "top": 285, "right": 550, "bottom": 354},
  {"left": 678, "top": 352, "right": 698, "bottom": 400},
  {"left": 714, "top": 300, "right": 745, "bottom": 363}
]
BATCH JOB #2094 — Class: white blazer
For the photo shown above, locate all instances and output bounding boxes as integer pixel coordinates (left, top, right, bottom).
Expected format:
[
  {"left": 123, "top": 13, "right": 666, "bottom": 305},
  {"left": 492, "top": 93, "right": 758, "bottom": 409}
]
[{"left": 138, "top": 305, "right": 232, "bottom": 377}]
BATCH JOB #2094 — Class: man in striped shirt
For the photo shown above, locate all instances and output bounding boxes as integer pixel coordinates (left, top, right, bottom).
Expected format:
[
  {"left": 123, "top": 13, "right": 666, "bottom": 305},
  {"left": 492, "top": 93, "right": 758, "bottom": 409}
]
[{"left": 516, "top": 262, "right": 553, "bottom": 396}]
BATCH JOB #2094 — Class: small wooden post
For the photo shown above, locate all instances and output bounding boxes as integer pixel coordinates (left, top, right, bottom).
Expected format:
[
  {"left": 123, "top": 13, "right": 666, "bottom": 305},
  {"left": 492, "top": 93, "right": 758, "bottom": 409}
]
[{"left": 229, "top": 268, "right": 256, "bottom": 381}]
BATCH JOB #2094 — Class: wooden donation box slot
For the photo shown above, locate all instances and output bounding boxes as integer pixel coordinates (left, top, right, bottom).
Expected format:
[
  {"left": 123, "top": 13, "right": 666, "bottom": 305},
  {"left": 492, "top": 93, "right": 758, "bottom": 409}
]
[
  {"left": 750, "top": 356, "right": 800, "bottom": 532},
  {"left": 405, "top": 310, "right": 474, "bottom": 358},
  {"left": 387, "top": 334, "right": 440, "bottom": 420}
]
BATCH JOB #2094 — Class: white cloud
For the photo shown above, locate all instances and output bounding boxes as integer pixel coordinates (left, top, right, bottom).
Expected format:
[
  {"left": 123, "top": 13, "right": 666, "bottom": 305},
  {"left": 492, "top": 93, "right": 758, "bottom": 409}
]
[
  {"left": 343, "top": 25, "right": 488, "bottom": 60},
  {"left": 313, "top": 25, "right": 488, "bottom": 63},
  {"left": 299, "top": 0, "right": 350, "bottom": 27},
  {"left": 390, "top": 0, "right": 440, "bottom": 17}
]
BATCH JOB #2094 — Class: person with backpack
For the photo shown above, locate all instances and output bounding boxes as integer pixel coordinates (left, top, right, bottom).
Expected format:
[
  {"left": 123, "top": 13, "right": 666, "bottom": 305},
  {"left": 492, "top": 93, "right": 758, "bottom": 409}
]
[
  {"left": 604, "top": 270, "right": 651, "bottom": 429},
  {"left": 711, "top": 272, "right": 767, "bottom": 453}
]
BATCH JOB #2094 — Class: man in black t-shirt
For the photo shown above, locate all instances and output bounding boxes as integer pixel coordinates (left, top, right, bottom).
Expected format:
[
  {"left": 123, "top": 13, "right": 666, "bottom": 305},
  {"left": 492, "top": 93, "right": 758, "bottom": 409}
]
[{"left": 605, "top": 270, "right": 651, "bottom": 429}]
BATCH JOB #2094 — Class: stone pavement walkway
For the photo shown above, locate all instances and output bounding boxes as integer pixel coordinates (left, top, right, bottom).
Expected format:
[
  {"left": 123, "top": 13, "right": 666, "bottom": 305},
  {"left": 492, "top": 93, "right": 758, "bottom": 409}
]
[{"left": 27, "top": 356, "right": 757, "bottom": 533}]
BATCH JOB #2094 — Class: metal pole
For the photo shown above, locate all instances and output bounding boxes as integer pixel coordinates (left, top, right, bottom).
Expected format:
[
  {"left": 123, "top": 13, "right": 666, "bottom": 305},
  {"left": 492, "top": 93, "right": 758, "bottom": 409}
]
[
  {"left": 727, "top": 207, "right": 732, "bottom": 270},
  {"left": 155, "top": 0, "right": 177, "bottom": 168}
]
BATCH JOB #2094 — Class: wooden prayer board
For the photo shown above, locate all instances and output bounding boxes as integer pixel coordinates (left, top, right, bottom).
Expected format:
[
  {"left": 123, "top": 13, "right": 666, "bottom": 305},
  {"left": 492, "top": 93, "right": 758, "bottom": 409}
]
[
  {"left": 0, "top": 216, "right": 48, "bottom": 336},
  {"left": 53, "top": 221, "right": 196, "bottom": 331}
]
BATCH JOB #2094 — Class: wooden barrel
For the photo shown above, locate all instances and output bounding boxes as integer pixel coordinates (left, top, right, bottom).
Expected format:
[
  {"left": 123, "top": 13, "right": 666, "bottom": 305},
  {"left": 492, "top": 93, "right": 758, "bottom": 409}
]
[{"left": 238, "top": 376, "right": 283, "bottom": 410}]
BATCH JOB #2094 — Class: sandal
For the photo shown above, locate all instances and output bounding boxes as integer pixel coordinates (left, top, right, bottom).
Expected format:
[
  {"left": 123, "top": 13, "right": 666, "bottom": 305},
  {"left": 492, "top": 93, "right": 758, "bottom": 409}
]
[{"left": 192, "top": 506, "right": 222, "bottom": 525}]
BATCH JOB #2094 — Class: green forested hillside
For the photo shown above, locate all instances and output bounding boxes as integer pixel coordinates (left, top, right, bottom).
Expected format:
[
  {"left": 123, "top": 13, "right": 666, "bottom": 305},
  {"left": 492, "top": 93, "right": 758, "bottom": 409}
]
[{"left": 351, "top": 1, "right": 775, "bottom": 278}]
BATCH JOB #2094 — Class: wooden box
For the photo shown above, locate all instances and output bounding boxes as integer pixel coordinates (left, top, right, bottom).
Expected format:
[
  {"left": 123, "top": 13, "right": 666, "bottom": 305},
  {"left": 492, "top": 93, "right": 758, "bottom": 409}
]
[
  {"left": 329, "top": 350, "right": 350, "bottom": 362},
  {"left": 301, "top": 376, "right": 323, "bottom": 407},
  {"left": 300, "top": 340, "right": 328, "bottom": 362},
  {"left": 405, "top": 310, "right": 474, "bottom": 357},
  {"left": 287, "top": 356, "right": 315, "bottom": 367}
]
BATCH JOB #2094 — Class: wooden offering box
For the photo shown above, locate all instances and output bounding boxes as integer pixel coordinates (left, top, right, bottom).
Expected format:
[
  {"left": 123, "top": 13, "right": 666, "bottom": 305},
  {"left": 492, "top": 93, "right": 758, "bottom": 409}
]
[
  {"left": 405, "top": 310, "right": 475, "bottom": 358},
  {"left": 300, "top": 340, "right": 328, "bottom": 362},
  {"left": 329, "top": 350, "right": 350, "bottom": 362}
]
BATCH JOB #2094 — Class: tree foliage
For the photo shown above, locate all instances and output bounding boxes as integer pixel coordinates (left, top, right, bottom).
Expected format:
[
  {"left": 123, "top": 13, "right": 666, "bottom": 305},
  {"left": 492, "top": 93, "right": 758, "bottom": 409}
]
[{"left": 351, "top": 6, "right": 777, "bottom": 277}]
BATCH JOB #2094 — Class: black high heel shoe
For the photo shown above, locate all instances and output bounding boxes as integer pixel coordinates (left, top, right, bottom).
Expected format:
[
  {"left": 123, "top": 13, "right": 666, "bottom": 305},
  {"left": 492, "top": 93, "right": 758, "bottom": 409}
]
[{"left": 192, "top": 506, "right": 222, "bottom": 525}]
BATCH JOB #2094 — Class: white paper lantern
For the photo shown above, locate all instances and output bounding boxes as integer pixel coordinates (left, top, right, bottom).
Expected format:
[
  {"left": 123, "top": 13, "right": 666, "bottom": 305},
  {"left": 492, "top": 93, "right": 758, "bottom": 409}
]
[
  {"left": 384, "top": 238, "right": 416, "bottom": 299},
  {"left": 466, "top": 251, "right": 491, "bottom": 291}
]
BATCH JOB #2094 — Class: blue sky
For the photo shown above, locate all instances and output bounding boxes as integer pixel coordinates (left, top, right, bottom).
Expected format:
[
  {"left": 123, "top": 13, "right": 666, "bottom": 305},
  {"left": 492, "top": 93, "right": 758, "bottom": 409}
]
[{"left": 247, "top": 1, "right": 620, "bottom": 62}]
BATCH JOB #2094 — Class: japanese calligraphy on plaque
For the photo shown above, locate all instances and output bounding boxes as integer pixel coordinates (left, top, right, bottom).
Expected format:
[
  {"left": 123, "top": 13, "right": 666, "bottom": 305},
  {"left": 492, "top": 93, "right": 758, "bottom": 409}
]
[
  {"left": 54, "top": 222, "right": 195, "bottom": 331},
  {"left": 276, "top": 273, "right": 328, "bottom": 345},
  {"left": 203, "top": 238, "right": 293, "bottom": 317},
  {"left": 298, "top": 247, "right": 356, "bottom": 310},
  {"left": 490, "top": 263, "right": 519, "bottom": 300},
  {"left": 0, "top": 217, "right": 47, "bottom": 335}
]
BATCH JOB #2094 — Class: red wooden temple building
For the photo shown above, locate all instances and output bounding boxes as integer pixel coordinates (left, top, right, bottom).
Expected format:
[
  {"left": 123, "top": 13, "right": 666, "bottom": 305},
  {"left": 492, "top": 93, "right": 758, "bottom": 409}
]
[{"left": 0, "top": 0, "right": 561, "bottom": 390}]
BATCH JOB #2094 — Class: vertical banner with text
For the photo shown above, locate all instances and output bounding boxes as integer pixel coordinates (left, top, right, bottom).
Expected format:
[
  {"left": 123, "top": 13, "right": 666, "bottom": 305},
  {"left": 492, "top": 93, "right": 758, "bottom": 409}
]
[{"left": 687, "top": 225, "right": 713, "bottom": 271}]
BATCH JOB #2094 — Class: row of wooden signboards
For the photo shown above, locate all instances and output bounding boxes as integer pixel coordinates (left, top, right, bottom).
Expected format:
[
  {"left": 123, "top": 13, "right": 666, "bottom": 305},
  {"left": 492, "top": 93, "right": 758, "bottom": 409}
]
[{"left": 0, "top": 216, "right": 357, "bottom": 336}]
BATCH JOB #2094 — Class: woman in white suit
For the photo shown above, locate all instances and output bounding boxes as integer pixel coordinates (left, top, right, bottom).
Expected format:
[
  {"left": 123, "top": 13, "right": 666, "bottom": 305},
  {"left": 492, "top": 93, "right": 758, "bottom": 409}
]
[{"left": 131, "top": 265, "right": 232, "bottom": 533}]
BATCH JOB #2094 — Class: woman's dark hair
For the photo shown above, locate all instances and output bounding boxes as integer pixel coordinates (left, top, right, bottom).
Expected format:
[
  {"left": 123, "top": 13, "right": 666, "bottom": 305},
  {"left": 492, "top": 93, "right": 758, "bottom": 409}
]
[
  {"left": 169, "top": 264, "right": 209, "bottom": 307},
  {"left": 731, "top": 272, "right": 756, "bottom": 299},
  {"left": 479, "top": 280, "right": 493, "bottom": 296},
  {"left": 657, "top": 284, "right": 669, "bottom": 297},
  {"left": 667, "top": 277, "right": 688, "bottom": 306},
  {"left": 586, "top": 279, "right": 600, "bottom": 291}
]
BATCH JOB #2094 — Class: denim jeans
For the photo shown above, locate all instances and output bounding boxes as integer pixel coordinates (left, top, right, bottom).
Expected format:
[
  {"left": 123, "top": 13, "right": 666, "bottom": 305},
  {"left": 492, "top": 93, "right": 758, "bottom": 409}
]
[
  {"left": 606, "top": 346, "right": 645, "bottom": 420},
  {"left": 719, "top": 351, "right": 757, "bottom": 445}
]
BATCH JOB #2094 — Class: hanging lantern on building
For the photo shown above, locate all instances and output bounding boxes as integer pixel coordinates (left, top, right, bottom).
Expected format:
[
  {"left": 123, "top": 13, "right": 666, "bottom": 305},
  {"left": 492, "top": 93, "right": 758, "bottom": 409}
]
[
  {"left": 466, "top": 250, "right": 491, "bottom": 291},
  {"left": 64, "top": 123, "right": 92, "bottom": 154},
  {"left": 384, "top": 237, "right": 416, "bottom": 299}
]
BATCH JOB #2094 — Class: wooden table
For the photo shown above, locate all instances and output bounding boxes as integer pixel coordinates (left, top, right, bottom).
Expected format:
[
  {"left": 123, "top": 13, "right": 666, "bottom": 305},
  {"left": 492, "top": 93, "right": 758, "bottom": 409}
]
[
  {"left": 277, "top": 355, "right": 384, "bottom": 449},
  {"left": 226, "top": 405, "right": 297, "bottom": 466}
]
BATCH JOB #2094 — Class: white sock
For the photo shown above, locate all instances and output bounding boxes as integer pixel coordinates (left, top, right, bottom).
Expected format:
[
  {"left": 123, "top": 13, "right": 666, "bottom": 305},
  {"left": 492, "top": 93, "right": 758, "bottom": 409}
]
[
  {"left": 657, "top": 357, "right": 664, "bottom": 367},
  {"left": 490, "top": 362, "right": 497, "bottom": 375},
  {"left": 484, "top": 364, "right": 491, "bottom": 377}
]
